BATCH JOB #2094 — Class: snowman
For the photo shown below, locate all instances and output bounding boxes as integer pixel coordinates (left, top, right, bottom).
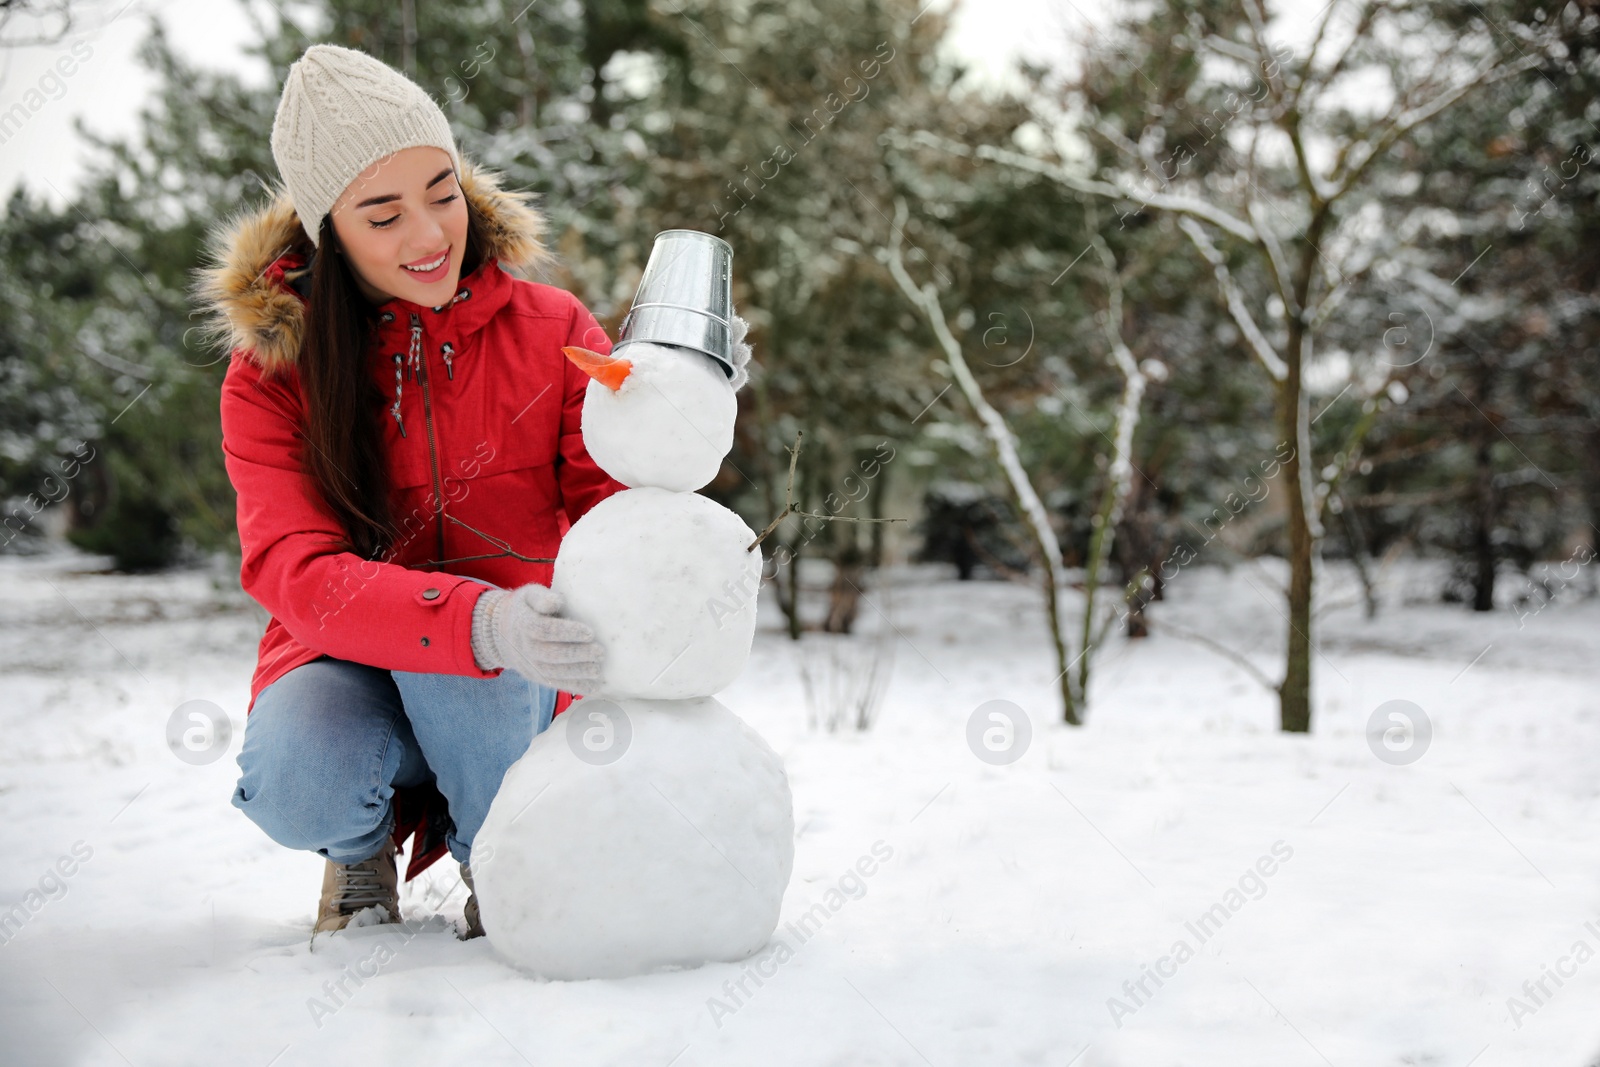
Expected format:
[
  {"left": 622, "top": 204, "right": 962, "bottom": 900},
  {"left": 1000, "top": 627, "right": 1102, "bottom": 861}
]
[{"left": 472, "top": 232, "right": 795, "bottom": 981}]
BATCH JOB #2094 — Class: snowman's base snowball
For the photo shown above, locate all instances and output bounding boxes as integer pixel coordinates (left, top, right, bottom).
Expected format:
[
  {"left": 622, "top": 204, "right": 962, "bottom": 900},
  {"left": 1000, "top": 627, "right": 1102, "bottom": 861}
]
[{"left": 472, "top": 695, "right": 794, "bottom": 981}]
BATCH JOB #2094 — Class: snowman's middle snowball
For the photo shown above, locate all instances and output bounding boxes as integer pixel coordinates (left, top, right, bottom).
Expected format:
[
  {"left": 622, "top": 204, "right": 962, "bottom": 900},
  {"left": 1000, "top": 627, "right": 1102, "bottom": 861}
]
[{"left": 553, "top": 486, "right": 763, "bottom": 700}]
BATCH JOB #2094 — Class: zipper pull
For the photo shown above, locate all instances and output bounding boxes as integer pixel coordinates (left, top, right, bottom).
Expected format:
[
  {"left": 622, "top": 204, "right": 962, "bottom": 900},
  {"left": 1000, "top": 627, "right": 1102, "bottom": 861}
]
[
  {"left": 409, "top": 313, "right": 424, "bottom": 384},
  {"left": 391, "top": 353, "right": 406, "bottom": 437}
]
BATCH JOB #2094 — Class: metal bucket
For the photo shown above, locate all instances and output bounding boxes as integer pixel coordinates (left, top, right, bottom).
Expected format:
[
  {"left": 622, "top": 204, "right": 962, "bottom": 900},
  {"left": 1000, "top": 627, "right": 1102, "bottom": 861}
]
[{"left": 615, "top": 229, "right": 735, "bottom": 379}]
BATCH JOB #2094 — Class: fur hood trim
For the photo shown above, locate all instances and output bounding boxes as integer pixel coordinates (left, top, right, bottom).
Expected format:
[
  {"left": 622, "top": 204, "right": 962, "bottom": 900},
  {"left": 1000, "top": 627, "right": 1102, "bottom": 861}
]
[{"left": 193, "top": 156, "right": 557, "bottom": 376}]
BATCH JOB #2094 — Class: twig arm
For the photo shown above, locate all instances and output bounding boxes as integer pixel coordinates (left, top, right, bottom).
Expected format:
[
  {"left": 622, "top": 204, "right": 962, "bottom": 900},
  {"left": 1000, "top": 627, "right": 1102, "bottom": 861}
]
[{"left": 747, "top": 430, "right": 907, "bottom": 551}]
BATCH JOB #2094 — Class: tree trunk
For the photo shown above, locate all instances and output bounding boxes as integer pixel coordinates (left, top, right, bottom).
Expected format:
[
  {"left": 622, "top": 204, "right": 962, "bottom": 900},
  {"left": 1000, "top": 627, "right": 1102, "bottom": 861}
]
[
  {"left": 1112, "top": 479, "right": 1161, "bottom": 637},
  {"left": 1337, "top": 493, "right": 1379, "bottom": 619},
  {"left": 1471, "top": 433, "right": 1497, "bottom": 612},
  {"left": 824, "top": 535, "right": 864, "bottom": 633},
  {"left": 785, "top": 533, "right": 803, "bottom": 640},
  {"left": 1042, "top": 547, "right": 1078, "bottom": 725},
  {"left": 1119, "top": 556, "right": 1151, "bottom": 638},
  {"left": 399, "top": 0, "right": 417, "bottom": 77},
  {"left": 868, "top": 459, "right": 886, "bottom": 569},
  {"left": 1278, "top": 323, "right": 1314, "bottom": 734},
  {"left": 514, "top": 22, "right": 539, "bottom": 128},
  {"left": 1586, "top": 425, "right": 1600, "bottom": 550}
]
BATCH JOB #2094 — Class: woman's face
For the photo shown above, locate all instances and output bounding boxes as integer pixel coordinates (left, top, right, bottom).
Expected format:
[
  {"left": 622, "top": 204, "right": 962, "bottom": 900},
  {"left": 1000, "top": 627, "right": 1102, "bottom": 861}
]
[{"left": 328, "top": 146, "right": 469, "bottom": 308}]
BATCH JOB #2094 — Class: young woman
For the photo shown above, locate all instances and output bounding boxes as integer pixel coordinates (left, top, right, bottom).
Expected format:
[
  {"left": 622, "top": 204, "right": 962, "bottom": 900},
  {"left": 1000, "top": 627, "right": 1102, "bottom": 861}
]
[{"left": 197, "top": 44, "right": 633, "bottom": 940}]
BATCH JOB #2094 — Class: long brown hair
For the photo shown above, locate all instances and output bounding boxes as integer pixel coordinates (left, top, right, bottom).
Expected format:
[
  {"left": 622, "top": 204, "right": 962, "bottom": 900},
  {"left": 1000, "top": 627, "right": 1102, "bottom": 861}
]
[{"left": 300, "top": 192, "right": 491, "bottom": 561}]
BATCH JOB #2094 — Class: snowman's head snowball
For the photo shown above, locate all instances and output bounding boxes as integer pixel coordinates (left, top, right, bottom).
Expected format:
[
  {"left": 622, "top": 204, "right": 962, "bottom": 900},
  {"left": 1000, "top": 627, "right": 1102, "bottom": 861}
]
[{"left": 566, "top": 341, "right": 736, "bottom": 492}]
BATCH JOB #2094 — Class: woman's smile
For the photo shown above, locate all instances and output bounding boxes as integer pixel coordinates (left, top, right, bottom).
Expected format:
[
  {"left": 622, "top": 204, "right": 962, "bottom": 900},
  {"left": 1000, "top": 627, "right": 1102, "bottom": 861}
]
[{"left": 401, "top": 247, "right": 451, "bottom": 281}]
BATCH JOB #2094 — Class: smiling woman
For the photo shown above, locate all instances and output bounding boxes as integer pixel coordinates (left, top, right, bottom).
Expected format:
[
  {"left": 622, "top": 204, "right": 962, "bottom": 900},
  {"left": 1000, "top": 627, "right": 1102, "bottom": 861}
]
[{"left": 198, "top": 43, "right": 628, "bottom": 943}]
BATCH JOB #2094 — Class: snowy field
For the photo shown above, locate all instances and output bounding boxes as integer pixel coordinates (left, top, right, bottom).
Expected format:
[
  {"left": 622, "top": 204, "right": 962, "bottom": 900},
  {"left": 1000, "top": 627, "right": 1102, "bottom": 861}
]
[{"left": 2, "top": 547, "right": 1597, "bottom": 1066}]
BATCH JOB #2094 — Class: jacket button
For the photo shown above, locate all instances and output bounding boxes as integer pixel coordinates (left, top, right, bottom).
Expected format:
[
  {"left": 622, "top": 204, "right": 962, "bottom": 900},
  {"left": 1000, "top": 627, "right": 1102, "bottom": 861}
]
[{"left": 422, "top": 587, "right": 441, "bottom": 600}]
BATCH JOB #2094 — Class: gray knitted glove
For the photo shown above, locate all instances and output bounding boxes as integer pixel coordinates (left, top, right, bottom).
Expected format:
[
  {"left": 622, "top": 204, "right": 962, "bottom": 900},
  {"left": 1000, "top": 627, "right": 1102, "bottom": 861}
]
[
  {"left": 470, "top": 584, "right": 605, "bottom": 693},
  {"left": 728, "top": 312, "right": 753, "bottom": 391}
]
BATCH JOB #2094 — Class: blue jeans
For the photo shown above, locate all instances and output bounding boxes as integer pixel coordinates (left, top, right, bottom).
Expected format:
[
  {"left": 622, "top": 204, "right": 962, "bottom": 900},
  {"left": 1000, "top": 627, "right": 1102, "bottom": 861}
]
[{"left": 231, "top": 576, "right": 555, "bottom": 866}]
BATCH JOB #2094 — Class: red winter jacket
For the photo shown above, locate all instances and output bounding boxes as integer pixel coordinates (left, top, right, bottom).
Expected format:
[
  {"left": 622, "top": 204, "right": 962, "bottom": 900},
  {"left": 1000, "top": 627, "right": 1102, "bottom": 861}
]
[{"left": 200, "top": 157, "right": 626, "bottom": 721}]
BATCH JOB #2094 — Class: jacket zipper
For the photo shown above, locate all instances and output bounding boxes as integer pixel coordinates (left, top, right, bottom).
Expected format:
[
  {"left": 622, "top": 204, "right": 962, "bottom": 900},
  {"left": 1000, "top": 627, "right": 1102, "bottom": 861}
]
[{"left": 411, "top": 312, "right": 448, "bottom": 567}]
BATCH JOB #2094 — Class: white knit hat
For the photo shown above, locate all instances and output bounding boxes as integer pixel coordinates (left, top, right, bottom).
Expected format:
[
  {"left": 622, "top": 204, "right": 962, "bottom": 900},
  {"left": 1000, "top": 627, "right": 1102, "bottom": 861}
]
[{"left": 270, "top": 44, "right": 460, "bottom": 247}]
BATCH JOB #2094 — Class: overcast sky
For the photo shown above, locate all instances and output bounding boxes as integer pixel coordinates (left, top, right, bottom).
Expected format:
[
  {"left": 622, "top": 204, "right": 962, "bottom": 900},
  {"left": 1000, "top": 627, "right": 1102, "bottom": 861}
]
[
  {"left": 0, "top": 0, "right": 1100, "bottom": 207},
  {"left": 0, "top": 0, "right": 1335, "bottom": 208}
]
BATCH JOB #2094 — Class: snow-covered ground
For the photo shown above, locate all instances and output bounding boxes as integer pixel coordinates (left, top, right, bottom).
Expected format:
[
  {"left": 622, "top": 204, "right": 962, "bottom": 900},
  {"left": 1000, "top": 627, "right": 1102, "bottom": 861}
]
[{"left": 2, "top": 547, "right": 1597, "bottom": 1066}]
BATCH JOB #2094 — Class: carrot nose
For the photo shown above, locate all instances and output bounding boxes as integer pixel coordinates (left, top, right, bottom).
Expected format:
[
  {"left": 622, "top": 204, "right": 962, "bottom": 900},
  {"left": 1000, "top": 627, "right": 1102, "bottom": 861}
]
[{"left": 562, "top": 346, "right": 634, "bottom": 392}]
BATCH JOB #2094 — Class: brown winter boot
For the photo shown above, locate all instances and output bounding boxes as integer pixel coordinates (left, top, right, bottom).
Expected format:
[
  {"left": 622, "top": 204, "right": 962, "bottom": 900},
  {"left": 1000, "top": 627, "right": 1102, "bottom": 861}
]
[
  {"left": 460, "top": 860, "right": 485, "bottom": 940},
  {"left": 314, "top": 837, "right": 401, "bottom": 936}
]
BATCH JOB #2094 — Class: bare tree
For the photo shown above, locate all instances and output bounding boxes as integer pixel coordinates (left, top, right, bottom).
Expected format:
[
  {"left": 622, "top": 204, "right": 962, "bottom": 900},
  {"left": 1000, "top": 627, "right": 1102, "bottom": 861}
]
[
  {"left": 881, "top": 198, "right": 1152, "bottom": 725},
  {"left": 887, "top": 0, "right": 1558, "bottom": 731}
]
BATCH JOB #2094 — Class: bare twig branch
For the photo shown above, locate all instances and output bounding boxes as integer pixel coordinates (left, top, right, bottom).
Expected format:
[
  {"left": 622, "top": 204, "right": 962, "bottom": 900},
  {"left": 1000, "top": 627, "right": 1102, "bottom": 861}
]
[
  {"left": 747, "top": 430, "right": 906, "bottom": 551},
  {"left": 434, "top": 514, "right": 554, "bottom": 565},
  {"left": 1176, "top": 217, "right": 1288, "bottom": 381},
  {"left": 1076, "top": 228, "right": 1153, "bottom": 695},
  {"left": 1147, "top": 616, "right": 1279, "bottom": 691},
  {"left": 1246, "top": 199, "right": 1295, "bottom": 313},
  {"left": 881, "top": 195, "right": 1082, "bottom": 722},
  {"left": 882, "top": 197, "right": 1068, "bottom": 588},
  {"left": 1295, "top": 0, "right": 1346, "bottom": 97},
  {"left": 1298, "top": 0, "right": 1389, "bottom": 109},
  {"left": 1197, "top": 33, "right": 1267, "bottom": 68},
  {"left": 885, "top": 128, "right": 1260, "bottom": 244},
  {"left": 1328, "top": 50, "right": 1549, "bottom": 200},
  {"left": 1242, "top": 0, "right": 1288, "bottom": 107},
  {"left": 747, "top": 431, "right": 805, "bottom": 550}
]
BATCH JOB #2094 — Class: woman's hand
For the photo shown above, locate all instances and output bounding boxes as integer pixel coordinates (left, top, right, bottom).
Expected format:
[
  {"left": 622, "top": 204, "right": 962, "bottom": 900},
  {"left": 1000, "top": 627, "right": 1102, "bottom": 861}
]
[{"left": 470, "top": 583, "right": 605, "bottom": 693}]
